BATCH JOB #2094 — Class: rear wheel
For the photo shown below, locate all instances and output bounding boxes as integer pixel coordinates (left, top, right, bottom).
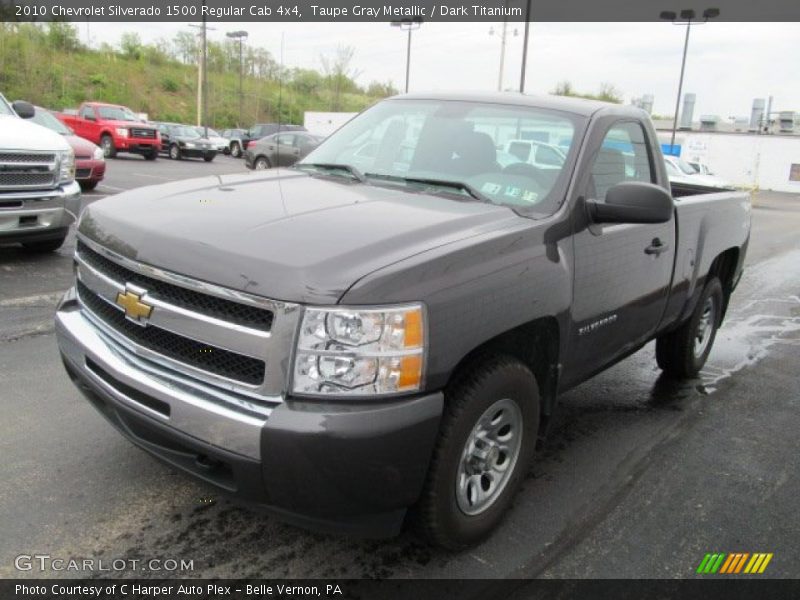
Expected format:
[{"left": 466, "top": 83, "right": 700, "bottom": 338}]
[
  {"left": 254, "top": 156, "right": 270, "bottom": 170},
  {"left": 100, "top": 135, "right": 116, "bottom": 158},
  {"left": 417, "top": 355, "right": 539, "bottom": 549},
  {"left": 230, "top": 142, "right": 242, "bottom": 158},
  {"left": 656, "top": 277, "right": 724, "bottom": 378},
  {"left": 23, "top": 236, "right": 66, "bottom": 253},
  {"left": 169, "top": 144, "right": 181, "bottom": 160}
]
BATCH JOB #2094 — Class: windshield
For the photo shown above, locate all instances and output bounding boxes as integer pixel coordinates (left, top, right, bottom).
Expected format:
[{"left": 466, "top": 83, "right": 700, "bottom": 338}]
[
  {"left": 30, "top": 108, "right": 73, "bottom": 135},
  {"left": 201, "top": 128, "right": 220, "bottom": 137},
  {"left": 173, "top": 126, "right": 201, "bottom": 138},
  {"left": 300, "top": 99, "right": 582, "bottom": 214},
  {"left": 0, "top": 96, "right": 13, "bottom": 116},
  {"left": 97, "top": 106, "right": 139, "bottom": 122}
]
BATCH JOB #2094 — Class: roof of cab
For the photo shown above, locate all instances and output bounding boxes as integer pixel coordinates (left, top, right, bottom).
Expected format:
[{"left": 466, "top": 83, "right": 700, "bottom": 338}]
[{"left": 394, "top": 91, "right": 646, "bottom": 119}]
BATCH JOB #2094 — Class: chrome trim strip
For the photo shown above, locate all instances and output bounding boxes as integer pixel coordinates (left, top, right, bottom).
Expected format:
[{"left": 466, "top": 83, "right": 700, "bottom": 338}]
[
  {"left": 56, "top": 305, "right": 268, "bottom": 460},
  {"left": 76, "top": 253, "right": 271, "bottom": 359},
  {"left": 77, "top": 233, "right": 296, "bottom": 314}
]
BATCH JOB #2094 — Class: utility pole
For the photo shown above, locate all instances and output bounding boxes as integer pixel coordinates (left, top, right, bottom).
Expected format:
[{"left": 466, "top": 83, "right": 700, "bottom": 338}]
[
  {"left": 226, "top": 30, "right": 248, "bottom": 127},
  {"left": 489, "top": 1, "right": 516, "bottom": 92},
  {"left": 189, "top": 4, "right": 214, "bottom": 135},
  {"left": 519, "top": 0, "right": 532, "bottom": 93}
]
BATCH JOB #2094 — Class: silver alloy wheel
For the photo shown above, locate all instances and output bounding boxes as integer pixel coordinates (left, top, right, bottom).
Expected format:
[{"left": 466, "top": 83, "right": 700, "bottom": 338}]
[
  {"left": 169, "top": 145, "right": 180, "bottom": 160},
  {"left": 231, "top": 143, "right": 241, "bottom": 157},
  {"left": 255, "top": 157, "right": 269, "bottom": 170},
  {"left": 694, "top": 296, "right": 716, "bottom": 358},
  {"left": 456, "top": 398, "right": 523, "bottom": 516}
]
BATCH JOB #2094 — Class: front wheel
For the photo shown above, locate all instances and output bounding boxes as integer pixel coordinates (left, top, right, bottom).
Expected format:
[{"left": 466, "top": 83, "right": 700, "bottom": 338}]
[
  {"left": 203, "top": 153, "right": 215, "bottom": 163},
  {"left": 144, "top": 150, "right": 158, "bottom": 161},
  {"left": 417, "top": 355, "right": 539, "bottom": 549},
  {"left": 656, "top": 277, "right": 724, "bottom": 378},
  {"left": 169, "top": 145, "right": 181, "bottom": 160},
  {"left": 230, "top": 142, "right": 242, "bottom": 158},
  {"left": 100, "top": 135, "right": 116, "bottom": 158}
]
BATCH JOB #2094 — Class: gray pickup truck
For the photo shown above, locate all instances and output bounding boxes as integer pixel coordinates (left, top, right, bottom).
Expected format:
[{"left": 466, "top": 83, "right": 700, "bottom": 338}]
[
  {"left": 1, "top": 94, "right": 81, "bottom": 251},
  {"left": 55, "top": 93, "right": 750, "bottom": 548}
]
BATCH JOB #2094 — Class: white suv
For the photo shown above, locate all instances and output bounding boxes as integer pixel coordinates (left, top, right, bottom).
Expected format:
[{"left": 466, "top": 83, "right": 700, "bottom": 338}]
[{"left": 0, "top": 93, "right": 81, "bottom": 252}]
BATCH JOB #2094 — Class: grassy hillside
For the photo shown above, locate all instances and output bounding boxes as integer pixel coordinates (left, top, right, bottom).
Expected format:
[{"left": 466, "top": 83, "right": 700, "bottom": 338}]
[{"left": 0, "top": 23, "right": 392, "bottom": 127}]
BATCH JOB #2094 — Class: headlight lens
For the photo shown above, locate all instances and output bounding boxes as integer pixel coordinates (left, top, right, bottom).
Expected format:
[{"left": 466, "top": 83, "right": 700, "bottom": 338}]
[
  {"left": 92, "top": 146, "right": 105, "bottom": 161},
  {"left": 184, "top": 142, "right": 196, "bottom": 148},
  {"left": 115, "top": 128, "right": 129, "bottom": 137},
  {"left": 58, "top": 149, "right": 75, "bottom": 184},
  {"left": 292, "top": 304, "right": 425, "bottom": 397}
]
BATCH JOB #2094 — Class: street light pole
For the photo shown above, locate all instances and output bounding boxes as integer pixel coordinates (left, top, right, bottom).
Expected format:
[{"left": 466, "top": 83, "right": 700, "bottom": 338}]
[
  {"left": 226, "top": 30, "right": 248, "bottom": 127},
  {"left": 391, "top": 17, "right": 423, "bottom": 93},
  {"left": 660, "top": 7, "right": 720, "bottom": 154}
]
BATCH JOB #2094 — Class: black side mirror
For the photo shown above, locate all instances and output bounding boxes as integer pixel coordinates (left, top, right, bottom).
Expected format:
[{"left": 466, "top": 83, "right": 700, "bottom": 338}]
[
  {"left": 587, "top": 181, "right": 673, "bottom": 224},
  {"left": 12, "top": 101, "right": 35, "bottom": 119}
]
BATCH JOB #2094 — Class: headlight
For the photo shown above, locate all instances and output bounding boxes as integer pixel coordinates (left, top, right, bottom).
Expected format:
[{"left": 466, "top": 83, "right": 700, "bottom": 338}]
[
  {"left": 57, "top": 149, "right": 75, "bottom": 184},
  {"left": 184, "top": 142, "right": 196, "bottom": 148},
  {"left": 115, "top": 128, "right": 129, "bottom": 138},
  {"left": 92, "top": 146, "right": 105, "bottom": 161},
  {"left": 292, "top": 304, "right": 425, "bottom": 397}
]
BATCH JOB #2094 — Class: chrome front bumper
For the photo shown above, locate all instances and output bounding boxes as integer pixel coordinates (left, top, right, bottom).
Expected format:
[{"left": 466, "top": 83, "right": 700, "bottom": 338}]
[
  {"left": 55, "top": 287, "right": 271, "bottom": 460},
  {"left": 0, "top": 180, "right": 81, "bottom": 239}
]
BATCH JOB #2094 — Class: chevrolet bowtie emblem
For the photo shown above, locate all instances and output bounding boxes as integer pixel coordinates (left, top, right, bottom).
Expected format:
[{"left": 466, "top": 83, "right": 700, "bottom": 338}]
[{"left": 116, "top": 286, "right": 153, "bottom": 323}]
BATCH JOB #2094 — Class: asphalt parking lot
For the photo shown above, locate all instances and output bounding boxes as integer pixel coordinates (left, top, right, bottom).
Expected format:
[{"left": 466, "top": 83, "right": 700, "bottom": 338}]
[{"left": 1, "top": 156, "right": 798, "bottom": 579}]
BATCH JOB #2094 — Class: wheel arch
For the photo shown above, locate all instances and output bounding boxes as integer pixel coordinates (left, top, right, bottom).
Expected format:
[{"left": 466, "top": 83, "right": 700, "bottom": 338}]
[{"left": 442, "top": 316, "right": 561, "bottom": 438}]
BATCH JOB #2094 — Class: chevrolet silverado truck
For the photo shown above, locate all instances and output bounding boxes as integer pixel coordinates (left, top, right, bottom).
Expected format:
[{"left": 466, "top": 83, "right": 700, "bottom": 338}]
[
  {"left": 55, "top": 93, "right": 751, "bottom": 548},
  {"left": 58, "top": 102, "right": 159, "bottom": 160},
  {"left": 0, "top": 93, "right": 81, "bottom": 252}
]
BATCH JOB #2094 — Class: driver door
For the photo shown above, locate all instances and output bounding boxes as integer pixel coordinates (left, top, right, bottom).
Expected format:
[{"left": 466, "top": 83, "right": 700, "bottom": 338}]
[{"left": 565, "top": 119, "right": 675, "bottom": 381}]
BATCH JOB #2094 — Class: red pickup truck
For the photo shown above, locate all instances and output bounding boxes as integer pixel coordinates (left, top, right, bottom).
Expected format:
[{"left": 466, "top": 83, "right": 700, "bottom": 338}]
[{"left": 58, "top": 102, "right": 160, "bottom": 160}]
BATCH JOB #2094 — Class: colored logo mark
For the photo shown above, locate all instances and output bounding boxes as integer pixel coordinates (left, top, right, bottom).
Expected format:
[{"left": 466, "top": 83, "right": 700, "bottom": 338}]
[{"left": 696, "top": 552, "right": 773, "bottom": 574}]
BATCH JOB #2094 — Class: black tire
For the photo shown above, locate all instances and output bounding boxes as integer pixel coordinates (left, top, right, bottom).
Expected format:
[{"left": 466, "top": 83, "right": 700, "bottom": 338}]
[
  {"left": 223, "top": 146, "right": 230, "bottom": 155},
  {"left": 656, "top": 277, "right": 724, "bottom": 378},
  {"left": 79, "top": 180, "right": 98, "bottom": 191},
  {"left": 100, "top": 134, "right": 116, "bottom": 158},
  {"left": 417, "top": 355, "right": 539, "bottom": 549},
  {"left": 253, "top": 156, "right": 270, "bottom": 170},
  {"left": 230, "top": 142, "right": 242, "bottom": 158},
  {"left": 169, "top": 144, "right": 181, "bottom": 160},
  {"left": 144, "top": 150, "right": 158, "bottom": 161},
  {"left": 23, "top": 236, "right": 66, "bottom": 253},
  {"left": 203, "top": 153, "right": 215, "bottom": 162}
]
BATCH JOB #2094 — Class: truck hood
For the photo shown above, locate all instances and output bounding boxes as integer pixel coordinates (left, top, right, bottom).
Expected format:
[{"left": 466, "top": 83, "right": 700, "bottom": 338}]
[
  {"left": 78, "top": 170, "right": 520, "bottom": 304},
  {"left": 0, "top": 115, "right": 71, "bottom": 152},
  {"left": 105, "top": 119, "right": 154, "bottom": 129}
]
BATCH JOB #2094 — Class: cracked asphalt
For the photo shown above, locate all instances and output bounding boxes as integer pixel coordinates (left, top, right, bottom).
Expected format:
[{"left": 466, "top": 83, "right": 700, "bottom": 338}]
[{"left": 1, "top": 156, "right": 798, "bottom": 580}]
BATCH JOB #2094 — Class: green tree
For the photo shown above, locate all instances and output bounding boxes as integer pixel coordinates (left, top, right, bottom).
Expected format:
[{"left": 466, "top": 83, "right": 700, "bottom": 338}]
[{"left": 119, "top": 32, "right": 142, "bottom": 60}]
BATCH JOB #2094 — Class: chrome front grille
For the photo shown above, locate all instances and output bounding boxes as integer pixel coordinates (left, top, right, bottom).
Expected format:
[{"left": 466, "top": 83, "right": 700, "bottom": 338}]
[
  {"left": 0, "top": 151, "right": 57, "bottom": 190},
  {"left": 74, "top": 235, "right": 300, "bottom": 406},
  {"left": 130, "top": 128, "right": 157, "bottom": 139}
]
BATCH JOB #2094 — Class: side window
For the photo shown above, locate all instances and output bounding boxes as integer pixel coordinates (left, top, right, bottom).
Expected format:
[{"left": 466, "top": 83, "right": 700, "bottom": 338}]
[
  {"left": 275, "top": 134, "right": 295, "bottom": 146},
  {"left": 589, "top": 121, "right": 653, "bottom": 201},
  {"left": 80, "top": 106, "right": 95, "bottom": 120}
]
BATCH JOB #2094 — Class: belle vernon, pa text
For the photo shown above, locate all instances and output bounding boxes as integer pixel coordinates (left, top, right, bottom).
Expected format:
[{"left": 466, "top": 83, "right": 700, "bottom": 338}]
[{"left": 15, "top": 584, "right": 344, "bottom": 597}]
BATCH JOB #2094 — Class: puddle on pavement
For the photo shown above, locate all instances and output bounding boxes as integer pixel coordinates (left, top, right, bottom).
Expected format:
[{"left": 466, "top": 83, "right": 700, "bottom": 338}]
[{"left": 698, "top": 295, "right": 800, "bottom": 394}]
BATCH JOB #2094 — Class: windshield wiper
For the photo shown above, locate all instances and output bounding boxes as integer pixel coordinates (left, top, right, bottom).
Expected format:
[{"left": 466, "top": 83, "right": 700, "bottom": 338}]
[
  {"left": 294, "top": 163, "right": 366, "bottom": 183},
  {"left": 363, "top": 173, "right": 491, "bottom": 204}
]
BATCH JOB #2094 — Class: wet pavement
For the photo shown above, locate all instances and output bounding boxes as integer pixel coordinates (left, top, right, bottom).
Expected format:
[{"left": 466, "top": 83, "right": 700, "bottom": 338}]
[{"left": 1, "top": 160, "right": 798, "bottom": 579}]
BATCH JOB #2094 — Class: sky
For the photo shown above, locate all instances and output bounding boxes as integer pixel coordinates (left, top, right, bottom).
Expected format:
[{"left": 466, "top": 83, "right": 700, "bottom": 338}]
[{"left": 80, "top": 21, "right": 799, "bottom": 119}]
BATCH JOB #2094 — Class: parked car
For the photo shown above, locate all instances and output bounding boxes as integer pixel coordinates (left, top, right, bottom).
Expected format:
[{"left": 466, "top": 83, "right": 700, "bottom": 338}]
[
  {"left": 220, "top": 128, "right": 247, "bottom": 155},
  {"left": 502, "top": 139, "right": 566, "bottom": 169},
  {"left": 229, "top": 123, "right": 307, "bottom": 158},
  {"left": 664, "top": 155, "right": 731, "bottom": 188},
  {"left": 244, "top": 131, "right": 323, "bottom": 170},
  {"left": 0, "top": 93, "right": 80, "bottom": 252},
  {"left": 686, "top": 160, "right": 715, "bottom": 176},
  {"left": 29, "top": 106, "right": 105, "bottom": 191},
  {"left": 56, "top": 93, "right": 751, "bottom": 548},
  {"left": 195, "top": 126, "right": 228, "bottom": 154},
  {"left": 155, "top": 123, "right": 217, "bottom": 162},
  {"left": 57, "top": 102, "right": 159, "bottom": 160}
]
